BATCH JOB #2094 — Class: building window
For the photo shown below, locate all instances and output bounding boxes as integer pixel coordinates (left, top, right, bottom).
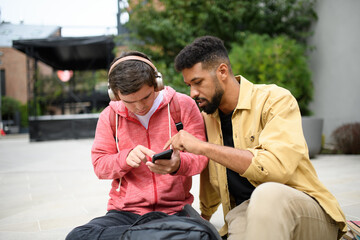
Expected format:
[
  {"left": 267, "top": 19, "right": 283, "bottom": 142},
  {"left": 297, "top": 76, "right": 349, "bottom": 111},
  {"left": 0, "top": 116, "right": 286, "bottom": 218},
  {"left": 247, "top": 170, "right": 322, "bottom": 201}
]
[{"left": 0, "top": 69, "right": 5, "bottom": 96}]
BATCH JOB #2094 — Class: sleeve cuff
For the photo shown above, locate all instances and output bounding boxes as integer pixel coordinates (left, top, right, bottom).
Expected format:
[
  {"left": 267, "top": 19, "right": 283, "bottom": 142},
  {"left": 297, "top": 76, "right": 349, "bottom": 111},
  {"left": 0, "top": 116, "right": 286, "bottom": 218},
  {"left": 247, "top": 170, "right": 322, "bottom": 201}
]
[
  {"left": 241, "top": 148, "right": 268, "bottom": 179},
  {"left": 171, "top": 152, "right": 186, "bottom": 176},
  {"left": 118, "top": 148, "right": 133, "bottom": 172}
]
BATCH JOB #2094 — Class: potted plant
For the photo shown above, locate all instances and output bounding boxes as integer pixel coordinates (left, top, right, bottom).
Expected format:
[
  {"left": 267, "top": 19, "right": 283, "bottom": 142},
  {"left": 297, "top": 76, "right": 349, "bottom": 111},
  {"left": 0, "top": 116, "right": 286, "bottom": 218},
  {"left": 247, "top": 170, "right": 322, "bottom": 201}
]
[{"left": 229, "top": 33, "right": 322, "bottom": 158}]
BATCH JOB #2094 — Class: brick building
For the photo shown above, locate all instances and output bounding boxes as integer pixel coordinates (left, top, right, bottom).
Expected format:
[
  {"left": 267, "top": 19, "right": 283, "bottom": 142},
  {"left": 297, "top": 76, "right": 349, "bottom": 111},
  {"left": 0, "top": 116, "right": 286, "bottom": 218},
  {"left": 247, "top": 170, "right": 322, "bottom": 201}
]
[{"left": 0, "top": 22, "right": 61, "bottom": 104}]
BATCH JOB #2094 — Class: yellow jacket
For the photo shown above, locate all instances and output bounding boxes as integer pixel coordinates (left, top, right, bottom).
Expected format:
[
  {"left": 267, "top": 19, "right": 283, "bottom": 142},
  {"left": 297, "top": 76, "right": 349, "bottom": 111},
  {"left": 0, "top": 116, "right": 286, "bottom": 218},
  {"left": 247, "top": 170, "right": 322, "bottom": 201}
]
[{"left": 200, "top": 76, "right": 346, "bottom": 238}]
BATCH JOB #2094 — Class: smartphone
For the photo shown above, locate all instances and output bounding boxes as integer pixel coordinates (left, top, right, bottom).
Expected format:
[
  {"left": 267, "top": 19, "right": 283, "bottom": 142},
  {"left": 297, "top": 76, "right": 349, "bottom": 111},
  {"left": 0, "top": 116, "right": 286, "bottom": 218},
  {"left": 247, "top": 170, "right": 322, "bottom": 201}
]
[{"left": 152, "top": 149, "right": 173, "bottom": 163}]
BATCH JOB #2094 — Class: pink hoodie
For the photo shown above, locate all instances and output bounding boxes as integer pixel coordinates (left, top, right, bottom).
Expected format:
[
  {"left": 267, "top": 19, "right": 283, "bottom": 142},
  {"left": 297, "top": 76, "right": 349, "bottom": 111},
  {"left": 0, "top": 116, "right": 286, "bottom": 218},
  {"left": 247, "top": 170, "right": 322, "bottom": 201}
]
[{"left": 91, "top": 86, "right": 208, "bottom": 215}]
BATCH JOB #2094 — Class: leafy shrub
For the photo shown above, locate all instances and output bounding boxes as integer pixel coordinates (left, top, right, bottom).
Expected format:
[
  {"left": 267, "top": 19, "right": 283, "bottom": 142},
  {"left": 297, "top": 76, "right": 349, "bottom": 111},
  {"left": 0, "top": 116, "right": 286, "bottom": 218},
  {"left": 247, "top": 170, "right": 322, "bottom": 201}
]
[
  {"left": 332, "top": 123, "right": 360, "bottom": 154},
  {"left": 229, "top": 33, "right": 313, "bottom": 116},
  {"left": 1, "top": 96, "right": 28, "bottom": 128},
  {"left": 1, "top": 96, "right": 21, "bottom": 119}
]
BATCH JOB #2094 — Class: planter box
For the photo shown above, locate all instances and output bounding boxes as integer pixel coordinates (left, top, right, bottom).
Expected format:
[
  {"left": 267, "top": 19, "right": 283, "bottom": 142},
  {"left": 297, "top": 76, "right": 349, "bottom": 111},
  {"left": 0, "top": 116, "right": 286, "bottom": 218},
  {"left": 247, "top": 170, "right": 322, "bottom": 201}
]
[
  {"left": 28, "top": 113, "right": 100, "bottom": 142},
  {"left": 302, "top": 117, "right": 324, "bottom": 158}
]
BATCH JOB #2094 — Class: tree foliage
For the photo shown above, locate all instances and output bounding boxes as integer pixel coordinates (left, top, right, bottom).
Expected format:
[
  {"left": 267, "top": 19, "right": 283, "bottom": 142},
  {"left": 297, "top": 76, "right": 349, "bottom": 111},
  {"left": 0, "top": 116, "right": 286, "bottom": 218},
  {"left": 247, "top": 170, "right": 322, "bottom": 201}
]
[
  {"left": 229, "top": 33, "right": 313, "bottom": 115},
  {"left": 119, "top": 0, "right": 317, "bottom": 105},
  {"left": 122, "top": 0, "right": 316, "bottom": 63}
]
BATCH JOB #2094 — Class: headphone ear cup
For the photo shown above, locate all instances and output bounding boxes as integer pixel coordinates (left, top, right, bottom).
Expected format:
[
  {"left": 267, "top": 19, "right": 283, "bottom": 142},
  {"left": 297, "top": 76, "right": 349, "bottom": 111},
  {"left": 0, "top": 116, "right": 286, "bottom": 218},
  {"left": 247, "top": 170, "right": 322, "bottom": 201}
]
[
  {"left": 155, "top": 72, "right": 164, "bottom": 91},
  {"left": 108, "top": 83, "right": 117, "bottom": 101}
]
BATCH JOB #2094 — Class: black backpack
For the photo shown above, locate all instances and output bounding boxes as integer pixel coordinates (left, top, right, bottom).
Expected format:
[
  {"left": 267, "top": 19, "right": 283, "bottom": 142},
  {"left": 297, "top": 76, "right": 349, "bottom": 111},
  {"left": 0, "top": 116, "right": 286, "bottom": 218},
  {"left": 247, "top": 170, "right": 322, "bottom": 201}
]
[{"left": 120, "top": 204, "right": 222, "bottom": 240}]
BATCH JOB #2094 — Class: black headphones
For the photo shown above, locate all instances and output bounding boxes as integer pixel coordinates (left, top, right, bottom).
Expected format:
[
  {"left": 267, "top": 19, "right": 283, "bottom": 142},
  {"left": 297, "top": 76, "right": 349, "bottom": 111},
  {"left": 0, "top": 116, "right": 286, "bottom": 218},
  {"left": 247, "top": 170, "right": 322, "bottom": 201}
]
[{"left": 107, "top": 56, "right": 164, "bottom": 101}]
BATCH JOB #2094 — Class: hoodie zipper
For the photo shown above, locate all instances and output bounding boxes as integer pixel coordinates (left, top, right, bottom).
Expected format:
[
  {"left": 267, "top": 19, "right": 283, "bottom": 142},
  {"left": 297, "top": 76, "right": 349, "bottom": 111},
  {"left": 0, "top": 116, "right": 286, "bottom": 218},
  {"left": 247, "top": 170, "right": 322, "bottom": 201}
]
[
  {"left": 123, "top": 100, "right": 171, "bottom": 212},
  {"left": 147, "top": 131, "right": 158, "bottom": 211},
  {"left": 146, "top": 102, "right": 171, "bottom": 212},
  {"left": 125, "top": 118, "right": 158, "bottom": 210}
]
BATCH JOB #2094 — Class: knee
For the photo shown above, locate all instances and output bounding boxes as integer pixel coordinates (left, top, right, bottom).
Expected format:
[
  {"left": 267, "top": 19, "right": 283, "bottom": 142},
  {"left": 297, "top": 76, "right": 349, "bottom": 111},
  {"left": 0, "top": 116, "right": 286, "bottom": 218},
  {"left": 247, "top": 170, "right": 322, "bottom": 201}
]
[
  {"left": 251, "top": 182, "right": 286, "bottom": 203},
  {"left": 247, "top": 182, "right": 291, "bottom": 218}
]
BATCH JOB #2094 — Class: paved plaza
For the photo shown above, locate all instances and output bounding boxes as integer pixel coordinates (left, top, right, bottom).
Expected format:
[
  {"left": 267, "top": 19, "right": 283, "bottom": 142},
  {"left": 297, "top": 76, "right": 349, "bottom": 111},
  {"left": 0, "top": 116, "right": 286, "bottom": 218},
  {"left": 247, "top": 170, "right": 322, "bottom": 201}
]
[{"left": 0, "top": 134, "right": 359, "bottom": 240}]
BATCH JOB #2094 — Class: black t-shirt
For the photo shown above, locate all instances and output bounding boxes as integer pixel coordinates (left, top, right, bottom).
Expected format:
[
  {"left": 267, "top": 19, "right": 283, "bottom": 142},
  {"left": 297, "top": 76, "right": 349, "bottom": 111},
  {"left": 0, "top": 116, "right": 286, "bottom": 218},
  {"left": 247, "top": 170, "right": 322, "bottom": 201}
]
[{"left": 219, "top": 110, "right": 255, "bottom": 206}]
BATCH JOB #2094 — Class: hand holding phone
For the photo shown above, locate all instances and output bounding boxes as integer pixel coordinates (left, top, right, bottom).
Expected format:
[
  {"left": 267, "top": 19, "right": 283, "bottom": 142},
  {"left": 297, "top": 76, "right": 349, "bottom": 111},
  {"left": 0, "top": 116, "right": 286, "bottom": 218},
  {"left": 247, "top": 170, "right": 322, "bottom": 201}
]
[{"left": 152, "top": 149, "right": 173, "bottom": 163}]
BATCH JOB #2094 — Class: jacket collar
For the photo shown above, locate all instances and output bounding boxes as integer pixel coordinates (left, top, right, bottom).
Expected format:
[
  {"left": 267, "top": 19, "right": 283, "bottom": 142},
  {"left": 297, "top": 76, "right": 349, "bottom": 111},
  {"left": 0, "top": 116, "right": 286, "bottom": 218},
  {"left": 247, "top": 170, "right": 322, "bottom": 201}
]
[{"left": 235, "top": 75, "right": 252, "bottom": 110}]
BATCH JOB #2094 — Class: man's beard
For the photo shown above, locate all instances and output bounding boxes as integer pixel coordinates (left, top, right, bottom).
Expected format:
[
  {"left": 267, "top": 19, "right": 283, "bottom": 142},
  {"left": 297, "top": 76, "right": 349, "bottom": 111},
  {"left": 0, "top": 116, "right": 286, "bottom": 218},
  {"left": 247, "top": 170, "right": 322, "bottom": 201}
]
[{"left": 196, "top": 82, "right": 224, "bottom": 114}]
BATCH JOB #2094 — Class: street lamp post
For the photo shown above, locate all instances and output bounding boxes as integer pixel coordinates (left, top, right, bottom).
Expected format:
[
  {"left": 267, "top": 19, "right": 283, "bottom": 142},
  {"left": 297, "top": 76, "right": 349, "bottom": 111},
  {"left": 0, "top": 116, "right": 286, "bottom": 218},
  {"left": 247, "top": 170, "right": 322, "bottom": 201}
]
[
  {"left": 117, "top": 0, "right": 128, "bottom": 35},
  {"left": 0, "top": 50, "right": 4, "bottom": 135},
  {"left": 0, "top": 64, "right": 4, "bottom": 136}
]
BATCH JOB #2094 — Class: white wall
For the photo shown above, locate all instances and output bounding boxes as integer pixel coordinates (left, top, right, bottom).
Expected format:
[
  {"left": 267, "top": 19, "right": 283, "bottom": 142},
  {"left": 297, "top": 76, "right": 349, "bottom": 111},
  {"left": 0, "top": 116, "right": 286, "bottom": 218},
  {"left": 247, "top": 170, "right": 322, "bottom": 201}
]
[{"left": 308, "top": 0, "right": 360, "bottom": 145}]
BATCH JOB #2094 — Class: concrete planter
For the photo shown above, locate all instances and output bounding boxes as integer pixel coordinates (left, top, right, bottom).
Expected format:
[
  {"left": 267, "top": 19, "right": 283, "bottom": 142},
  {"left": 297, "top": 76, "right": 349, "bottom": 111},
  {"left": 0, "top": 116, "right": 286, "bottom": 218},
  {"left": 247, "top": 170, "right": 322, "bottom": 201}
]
[
  {"left": 28, "top": 113, "right": 100, "bottom": 142},
  {"left": 302, "top": 117, "right": 324, "bottom": 158}
]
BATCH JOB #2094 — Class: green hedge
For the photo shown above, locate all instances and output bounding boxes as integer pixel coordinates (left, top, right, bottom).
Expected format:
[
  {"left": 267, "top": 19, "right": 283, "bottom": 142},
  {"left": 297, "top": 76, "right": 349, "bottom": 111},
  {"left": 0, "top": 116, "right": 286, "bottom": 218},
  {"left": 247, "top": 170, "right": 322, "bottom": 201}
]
[{"left": 229, "top": 33, "right": 313, "bottom": 116}]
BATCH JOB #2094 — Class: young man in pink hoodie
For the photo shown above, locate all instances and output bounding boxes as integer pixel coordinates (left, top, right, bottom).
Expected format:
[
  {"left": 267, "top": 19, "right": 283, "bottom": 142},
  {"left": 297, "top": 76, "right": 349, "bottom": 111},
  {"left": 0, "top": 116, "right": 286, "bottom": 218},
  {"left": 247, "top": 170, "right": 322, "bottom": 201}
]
[{"left": 66, "top": 51, "right": 208, "bottom": 240}]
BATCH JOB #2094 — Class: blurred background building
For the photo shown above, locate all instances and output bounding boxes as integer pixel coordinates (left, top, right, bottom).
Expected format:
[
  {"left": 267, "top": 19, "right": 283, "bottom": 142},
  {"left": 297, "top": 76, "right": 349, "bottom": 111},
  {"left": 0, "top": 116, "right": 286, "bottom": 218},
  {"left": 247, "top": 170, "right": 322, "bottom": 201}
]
[
  {"left": 0, "top": 0, "right": 359, "bottom": 151},
  {"left": 0, "top": 23, "right": 60, "bottom": 104}
]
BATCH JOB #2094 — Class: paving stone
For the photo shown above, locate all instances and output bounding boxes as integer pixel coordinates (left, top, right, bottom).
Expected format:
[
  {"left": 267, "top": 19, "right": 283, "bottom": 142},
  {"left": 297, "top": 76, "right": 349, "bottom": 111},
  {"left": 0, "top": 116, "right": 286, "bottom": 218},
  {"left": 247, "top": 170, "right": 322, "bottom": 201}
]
[{"left": 0, "top": 134, "right": 359, "bottom": 239}]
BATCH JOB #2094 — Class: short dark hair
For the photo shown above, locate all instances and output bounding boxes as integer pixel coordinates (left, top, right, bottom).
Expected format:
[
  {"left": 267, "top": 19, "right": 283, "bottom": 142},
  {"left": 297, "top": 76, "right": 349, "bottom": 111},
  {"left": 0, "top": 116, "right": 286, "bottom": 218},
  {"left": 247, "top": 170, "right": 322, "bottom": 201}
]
[
  {"left": 108, "top": 51, "right": 157, "bottom": 95},
  {"left": 174, "top": 36, "right": 231, "bottom": 72}
]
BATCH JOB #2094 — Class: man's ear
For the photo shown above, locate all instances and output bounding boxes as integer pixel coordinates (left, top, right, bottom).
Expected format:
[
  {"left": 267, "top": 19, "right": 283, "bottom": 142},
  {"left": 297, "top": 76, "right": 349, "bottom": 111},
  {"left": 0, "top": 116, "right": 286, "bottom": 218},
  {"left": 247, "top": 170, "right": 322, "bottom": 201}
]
[{"left": 216, "top": 63, "right": 229, "bottom": 82}]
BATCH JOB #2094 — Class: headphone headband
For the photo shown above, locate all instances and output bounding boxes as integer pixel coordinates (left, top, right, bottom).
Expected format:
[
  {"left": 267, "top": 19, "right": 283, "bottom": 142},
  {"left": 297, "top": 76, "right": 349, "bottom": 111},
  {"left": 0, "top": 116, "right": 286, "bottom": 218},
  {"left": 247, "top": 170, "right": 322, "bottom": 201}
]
[
  {"left": 107, "top": 55, "right": 164, "bottom": 101},
  {"left": 109, "top": 55, "right": 158, "bottom": 75}
]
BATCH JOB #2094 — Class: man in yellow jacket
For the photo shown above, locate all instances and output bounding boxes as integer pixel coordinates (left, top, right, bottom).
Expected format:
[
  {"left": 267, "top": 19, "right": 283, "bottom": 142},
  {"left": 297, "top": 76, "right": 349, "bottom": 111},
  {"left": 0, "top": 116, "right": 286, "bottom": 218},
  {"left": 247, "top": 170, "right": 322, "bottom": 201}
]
[{"left": 165, "top": 36, "right": 346, "bottom": 240}]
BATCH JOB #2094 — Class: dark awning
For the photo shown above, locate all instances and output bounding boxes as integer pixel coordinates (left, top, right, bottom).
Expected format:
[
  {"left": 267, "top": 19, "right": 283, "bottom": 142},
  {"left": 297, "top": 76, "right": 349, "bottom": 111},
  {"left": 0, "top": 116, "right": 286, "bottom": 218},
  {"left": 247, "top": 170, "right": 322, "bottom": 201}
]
[{"left": 12, "top": 35, "right": 115, "bottom": 70}]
